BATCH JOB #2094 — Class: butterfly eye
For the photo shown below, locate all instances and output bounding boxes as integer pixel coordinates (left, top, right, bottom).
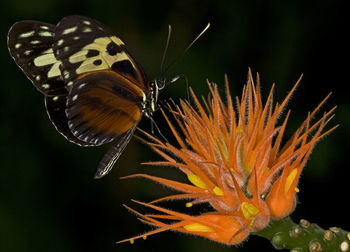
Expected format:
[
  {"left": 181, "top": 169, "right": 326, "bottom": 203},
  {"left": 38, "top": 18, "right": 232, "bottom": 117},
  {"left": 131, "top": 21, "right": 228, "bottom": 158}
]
[{"left": 155, "top": 77, "right": 166, "bottom": 90}]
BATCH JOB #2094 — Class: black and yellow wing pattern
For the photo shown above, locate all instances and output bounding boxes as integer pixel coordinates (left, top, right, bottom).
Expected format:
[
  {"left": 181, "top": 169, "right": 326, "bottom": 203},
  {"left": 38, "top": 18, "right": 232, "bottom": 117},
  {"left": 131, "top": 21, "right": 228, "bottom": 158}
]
[{"left": 8, "top": 15, "right": 150, "bottom": 178}]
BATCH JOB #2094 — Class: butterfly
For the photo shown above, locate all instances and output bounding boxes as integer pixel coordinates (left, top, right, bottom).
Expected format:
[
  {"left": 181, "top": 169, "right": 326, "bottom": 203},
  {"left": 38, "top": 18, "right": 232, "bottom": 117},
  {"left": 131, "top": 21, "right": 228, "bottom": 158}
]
[{"left": 8, "top": 15, "right": 210, "bottom": 179}]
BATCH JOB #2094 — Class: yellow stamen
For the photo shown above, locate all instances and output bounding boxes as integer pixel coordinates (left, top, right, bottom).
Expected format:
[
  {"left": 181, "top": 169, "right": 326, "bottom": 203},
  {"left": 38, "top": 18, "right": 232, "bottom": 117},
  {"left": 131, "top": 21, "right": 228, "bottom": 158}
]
[
  {"left": 241, "top": 202, "right": 259, "bottom": 221},
  {"left": 183, "top": 223, "right": 215, "bottom": 232},
  {"left": 236, "top": 127, "right": 243, "bottom": 134},
  {"left": 295, "top": 187, "right": 300, "bottom": 193},
  {"left": 285, "top": 168, "right": 298, "bottom": 195},
  {"left": 129, "top": 239, "right": 134, "bottom": 244},
  {"left": 213, "top": 186, "right": 224, "bottom": 196},
  {"left": 186, "top": 202, "right": 193, "bottom": 208},
  {"left": 143, "top": 236, "right": 147, "bottom": 240},
  {"left": 187, "top": 172, "right": 207, "bottom": 189},
  {"left": 264, "top": 166, "right": 270, "bottom": 174}
]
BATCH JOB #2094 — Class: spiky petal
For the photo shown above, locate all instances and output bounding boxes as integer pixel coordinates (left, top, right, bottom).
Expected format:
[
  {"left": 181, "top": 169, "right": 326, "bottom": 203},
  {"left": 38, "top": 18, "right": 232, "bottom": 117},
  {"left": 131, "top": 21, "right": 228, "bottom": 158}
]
[{"left": 119, "top": 70, "right": 336, "bottom": 245}]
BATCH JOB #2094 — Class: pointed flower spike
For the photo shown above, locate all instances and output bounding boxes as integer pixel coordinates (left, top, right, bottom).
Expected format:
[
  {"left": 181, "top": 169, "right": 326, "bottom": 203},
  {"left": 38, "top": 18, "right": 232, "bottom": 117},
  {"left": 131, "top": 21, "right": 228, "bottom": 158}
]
[
  {"left": 121, "top": 71, "right": 336, "bottom": 245},
  {"left": 118, "top": 200, "right": 251, "bottom": 245}
]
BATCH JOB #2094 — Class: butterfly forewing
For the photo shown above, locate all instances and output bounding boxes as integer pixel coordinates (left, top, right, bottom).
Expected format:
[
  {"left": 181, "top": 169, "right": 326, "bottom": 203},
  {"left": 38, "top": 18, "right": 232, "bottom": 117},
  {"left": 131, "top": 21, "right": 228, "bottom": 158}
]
[
  {"left": 8, "top": 21, "right": 65, "bottom": 96},
  {"left": 52, "top": 15, "right": 148, "bottom": 91}
]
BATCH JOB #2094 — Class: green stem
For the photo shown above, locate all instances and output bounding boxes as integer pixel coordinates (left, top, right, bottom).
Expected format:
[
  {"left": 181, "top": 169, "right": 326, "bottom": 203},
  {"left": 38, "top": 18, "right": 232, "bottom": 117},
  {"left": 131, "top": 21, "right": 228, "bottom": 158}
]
[{"left": 253, "top": 217, "right": 350, "bottom": 252}]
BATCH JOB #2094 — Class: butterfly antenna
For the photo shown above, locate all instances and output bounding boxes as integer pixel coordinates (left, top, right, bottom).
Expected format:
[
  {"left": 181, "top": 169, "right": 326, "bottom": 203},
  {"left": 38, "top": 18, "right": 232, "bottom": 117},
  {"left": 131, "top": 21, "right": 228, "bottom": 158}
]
[
  {"left": 163, "top": 23, "right": 210, "bottom": 75},
  {"left": 160, "top": 25, "right": 172, "bottom": 75}
]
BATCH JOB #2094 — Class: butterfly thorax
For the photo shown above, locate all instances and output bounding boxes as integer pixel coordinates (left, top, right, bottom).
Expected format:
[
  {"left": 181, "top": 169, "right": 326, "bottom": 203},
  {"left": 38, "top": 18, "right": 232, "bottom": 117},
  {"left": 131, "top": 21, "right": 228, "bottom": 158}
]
[{"left": 142, "top": 77, "right": 165, "bottom": 118}]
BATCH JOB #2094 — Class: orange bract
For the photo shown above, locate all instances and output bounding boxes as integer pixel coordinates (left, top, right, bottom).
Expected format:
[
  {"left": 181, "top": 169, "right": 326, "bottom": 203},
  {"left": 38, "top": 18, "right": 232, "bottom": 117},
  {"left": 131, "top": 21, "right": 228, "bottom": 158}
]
[{"left": 119, "top": 70, "right": 337, "bottom": 245}]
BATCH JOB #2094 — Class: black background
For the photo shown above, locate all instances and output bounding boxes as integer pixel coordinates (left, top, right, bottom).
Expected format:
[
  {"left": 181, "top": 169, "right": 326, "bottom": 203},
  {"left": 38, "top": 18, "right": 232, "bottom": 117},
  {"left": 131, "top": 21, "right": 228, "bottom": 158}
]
[{"left": 1, "top": 1, "right": 349, "bottom": 251}]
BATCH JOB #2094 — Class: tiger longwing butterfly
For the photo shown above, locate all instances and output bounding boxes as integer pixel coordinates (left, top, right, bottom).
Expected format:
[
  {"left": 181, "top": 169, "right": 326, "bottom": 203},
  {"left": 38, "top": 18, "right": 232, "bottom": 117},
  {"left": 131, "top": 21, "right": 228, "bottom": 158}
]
[{"left": 7, "top": 15, "right": 209, "bottom": 179}]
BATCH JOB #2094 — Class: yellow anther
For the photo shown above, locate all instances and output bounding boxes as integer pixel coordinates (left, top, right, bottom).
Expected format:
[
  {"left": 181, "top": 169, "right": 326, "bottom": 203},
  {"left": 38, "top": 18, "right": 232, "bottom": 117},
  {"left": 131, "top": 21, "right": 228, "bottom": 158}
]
[
  {"left": 295, "top": 187, "right": 300, "bottom": 193},
  {"left": 236, "top": 128, "right": 243, "bottom": 134},
  {"left": 187, "top": 172, "right": 207, "bottom": 189},
  {"left": 241, "top": 202, "right": 259, "bottom": 221},
  {"left": 129, "top": 239, "right": 134, "bottom": 244},
  {"left": 183, "top": 223, "right": 215, "bottom": 232},
  {"left": 213, "top": 186, "right": 224, "bottom": 196},
  {"left": 264, "top": 166, "right": 270, "bottom": 174},
  {"left": 186, "top": 202, "right": 193, "bottom": 208},
  {"left": 143, "top": 236, "right": 147, "bottom": 240},
  {"left": 285, "top": 168, "right": 298, "bottom": 195}
]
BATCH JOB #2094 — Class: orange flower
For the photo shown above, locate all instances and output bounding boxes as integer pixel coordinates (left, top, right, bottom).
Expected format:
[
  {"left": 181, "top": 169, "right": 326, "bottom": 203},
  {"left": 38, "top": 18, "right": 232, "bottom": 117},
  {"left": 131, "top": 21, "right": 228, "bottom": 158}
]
[{"left": 119, "top": 70, "right": 337, "bottom": 245}]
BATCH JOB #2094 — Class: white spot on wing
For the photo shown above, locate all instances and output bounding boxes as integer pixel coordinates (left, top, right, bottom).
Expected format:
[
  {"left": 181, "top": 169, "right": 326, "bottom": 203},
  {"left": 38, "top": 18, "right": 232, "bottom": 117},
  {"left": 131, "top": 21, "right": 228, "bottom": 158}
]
[
  {"left": 30, "top": 40, "right": 41, "bottom": 45},
  {"left": 57, "top": 39, "right": 64, "bottom": 46},
  {"left": 52, "top": 96, "right": 59, "bottom": 101},
  {"left": 63, "top": 70, "right": 70, "bottom": 79},
  {"left": 83, "top": 27, "right": 92, "bottom": 32},
  {"left": 83, "top": 20, "right": 91, "bottom": 25},
  {"left": 24, "top": 50, "right": 32, "bottom": 55},
  {"left": 62, "top": 26, "right": 78, "bottom": 35},
  {"left": 39, "top": 31, "right": 53, "bottom": 37},
  {"left": 15, "top": 43, "right": 21, "bottom": 49},
  {"left": 78, "top": 83, "right": 86, "bottom": 89},
  {"left": 40, "top": 26, "right": 49, "bottom": 30},
  {"left": 67, "top": 81, "right": 73, "bottom": 87},
  {"left": 100, "top": 138, "right": 108, "bottom": 144},
  {"left": 35, "top": 75, "right": 41, "bottom": 81},
  {"left": 72, "top": 94, "right": 78, "bottom": 101},
  {"left": 19, "top": 30, "right": 35, "bottom": 38},
  {"left": 42, "top": 48, "right": 54, "bottom": 54},
  {"left": 42, "top": 84, "right": 50, "bottom": 89}
]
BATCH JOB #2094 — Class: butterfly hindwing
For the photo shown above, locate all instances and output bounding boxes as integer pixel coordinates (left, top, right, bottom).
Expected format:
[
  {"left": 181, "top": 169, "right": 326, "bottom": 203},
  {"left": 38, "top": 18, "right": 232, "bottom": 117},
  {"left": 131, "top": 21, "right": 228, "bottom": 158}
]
[
  {"left": 52, "top": 15, "right": 148, "bottom": 91},
  {"left": 7, "top": 21, "right": 66, "bottom": 96},
  {"left": 65, "top": 70, "right": 143, "bottom": 146},
  {"left": 45, "top": 95, "right": 94, "bottom": 146}
]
